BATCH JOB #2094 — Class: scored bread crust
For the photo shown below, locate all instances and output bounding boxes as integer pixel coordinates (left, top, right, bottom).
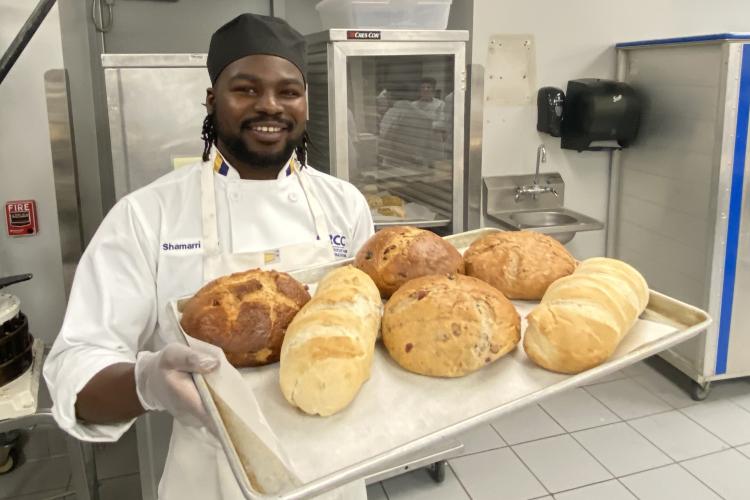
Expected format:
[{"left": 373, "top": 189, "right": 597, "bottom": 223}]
[
  {"left": 354, "top": 226, "right": 464, "bottom": 298},
  {"left": 279, "top": 266, "right": 381, "bottom": 416},
  {"left": 382, "top": 274, "right": 520, "bottom": 377},
  {"left": 463, "top": 231, "right": 576, "bottom": 300},
  {"left": 180, "top": 269, "right": 310, "bottom": 367},
  {"left": 523, "top": 257, "right": 650, "bottom": 374}
]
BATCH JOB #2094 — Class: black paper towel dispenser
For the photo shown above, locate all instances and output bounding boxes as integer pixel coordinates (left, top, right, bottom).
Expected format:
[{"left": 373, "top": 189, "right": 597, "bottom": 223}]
[{"left": 537, "top": 79, "right": 642, "bottom": 151}]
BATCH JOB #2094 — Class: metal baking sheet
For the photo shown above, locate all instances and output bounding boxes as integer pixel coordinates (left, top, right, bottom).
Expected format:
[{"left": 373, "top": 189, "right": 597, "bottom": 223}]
[{"left": 172, "top": 228, "right": 712, "bottom": 499}]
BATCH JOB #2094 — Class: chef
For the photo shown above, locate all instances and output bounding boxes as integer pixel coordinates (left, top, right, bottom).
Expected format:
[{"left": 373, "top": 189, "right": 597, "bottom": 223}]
[{"left": 43, "top": 13, "right": 372, "bottom": 500}]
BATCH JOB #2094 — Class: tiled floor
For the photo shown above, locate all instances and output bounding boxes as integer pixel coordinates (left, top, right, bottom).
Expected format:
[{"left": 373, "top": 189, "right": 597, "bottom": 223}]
[
  {"left": 372, "top": 357, "right": 750, "bottom": 499},
  {"left": 6, "top": 356, "right": 750, "bottom": 499}
]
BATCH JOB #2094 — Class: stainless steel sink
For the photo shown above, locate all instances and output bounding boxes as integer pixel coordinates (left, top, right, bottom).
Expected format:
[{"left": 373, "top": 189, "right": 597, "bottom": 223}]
[{"left": 487, "top": 207, "right": 604, "bottom": 244}]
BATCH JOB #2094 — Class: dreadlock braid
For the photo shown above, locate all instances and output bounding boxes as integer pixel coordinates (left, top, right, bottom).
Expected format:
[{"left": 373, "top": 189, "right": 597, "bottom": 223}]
[
  {"left": 201, "top": 113, "right": 216, "bottom": 162},
  {"left": 296, "top": 130, "right": 311, "bottom": 165}
]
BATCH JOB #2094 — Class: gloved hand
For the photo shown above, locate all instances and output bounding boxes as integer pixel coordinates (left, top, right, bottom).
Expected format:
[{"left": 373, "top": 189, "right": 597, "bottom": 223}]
[{"left": 134, "top": 343, "right": 219, "bottom": 431}]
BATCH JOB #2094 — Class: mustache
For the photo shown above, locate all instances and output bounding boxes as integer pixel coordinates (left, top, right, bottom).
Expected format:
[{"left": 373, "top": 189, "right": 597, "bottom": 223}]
[{"left": 240, "top": 116, "right": 293, "bottom": 129}]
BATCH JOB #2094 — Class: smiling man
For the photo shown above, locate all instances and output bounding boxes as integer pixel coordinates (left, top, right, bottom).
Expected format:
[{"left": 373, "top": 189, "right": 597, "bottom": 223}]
[{"left": 44, "top": 13, "right": 372, "bottom": 499}]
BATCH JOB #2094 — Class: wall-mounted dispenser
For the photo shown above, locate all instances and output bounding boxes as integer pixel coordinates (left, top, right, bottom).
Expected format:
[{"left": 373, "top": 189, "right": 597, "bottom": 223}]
[{"left": 536, "top": 79, "right": 642, "bottom": 152}]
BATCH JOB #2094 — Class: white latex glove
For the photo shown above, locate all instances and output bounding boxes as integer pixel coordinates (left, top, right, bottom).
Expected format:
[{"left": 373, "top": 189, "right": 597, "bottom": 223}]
[{"left": 135, "top": 343, "right": 219, "bottom": 430}]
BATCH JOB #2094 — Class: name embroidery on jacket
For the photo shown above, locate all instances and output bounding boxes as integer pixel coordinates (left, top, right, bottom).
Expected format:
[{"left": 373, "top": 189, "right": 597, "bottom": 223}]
[{"left": 160, "top": 240, "right": 203, "bottom": 255}]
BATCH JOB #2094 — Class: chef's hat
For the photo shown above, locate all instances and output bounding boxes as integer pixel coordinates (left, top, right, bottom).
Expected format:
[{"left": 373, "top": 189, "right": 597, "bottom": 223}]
[{"left": 207, "top": 13, "right": 306, "bottom": 85}]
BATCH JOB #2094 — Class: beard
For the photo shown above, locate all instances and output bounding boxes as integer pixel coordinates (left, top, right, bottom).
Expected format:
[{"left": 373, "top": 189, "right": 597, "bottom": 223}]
[{"left": 213, "top": 112, "right": 305, "bottom": 171}]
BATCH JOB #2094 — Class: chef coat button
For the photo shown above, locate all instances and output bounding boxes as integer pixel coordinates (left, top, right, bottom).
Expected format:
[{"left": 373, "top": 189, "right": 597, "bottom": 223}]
[
  {"left": 231, "top": 193, "right": 240, "bottom": 201},
  {"left": 288, "top": 192, "right": 299, "bottom": 202}
]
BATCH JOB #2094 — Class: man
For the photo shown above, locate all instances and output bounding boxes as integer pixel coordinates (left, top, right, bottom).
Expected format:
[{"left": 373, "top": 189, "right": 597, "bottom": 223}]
[
  {"left": 44, "top": 14, "right": 372, "bottom": 499},
  {"left": 379, "top": 78, "right": 447, "bottom": 166}
]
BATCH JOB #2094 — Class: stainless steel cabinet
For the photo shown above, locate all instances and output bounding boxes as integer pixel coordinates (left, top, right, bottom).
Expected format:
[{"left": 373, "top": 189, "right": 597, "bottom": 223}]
[{"left": 305, "top": 30, "right": 468, "bottom": 232}]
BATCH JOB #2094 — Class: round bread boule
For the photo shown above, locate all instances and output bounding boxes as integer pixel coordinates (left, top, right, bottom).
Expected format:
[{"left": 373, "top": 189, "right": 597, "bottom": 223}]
[
  {"left": 180, "top": 269, "right": 310, "bottom": 367},
  {"left": 354, "top": 226, "right": 464, "bottom": 298},
  {"left": 463, "top": 231, "right": 575, "bottom": 300},
  {"left": 382, "top": 274, "right": 520, "bottom": 377}
]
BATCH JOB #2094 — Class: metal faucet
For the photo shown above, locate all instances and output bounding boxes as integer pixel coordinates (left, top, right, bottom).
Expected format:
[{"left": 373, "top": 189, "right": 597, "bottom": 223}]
[{"left": 515, "top": 144, "right": 558, "bottom": 201}]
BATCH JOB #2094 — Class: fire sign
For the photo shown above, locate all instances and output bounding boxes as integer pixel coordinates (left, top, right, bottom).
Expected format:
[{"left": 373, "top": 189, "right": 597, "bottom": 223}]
[{"left": 5, "top": 200, "right": 38, "bottom": 237}]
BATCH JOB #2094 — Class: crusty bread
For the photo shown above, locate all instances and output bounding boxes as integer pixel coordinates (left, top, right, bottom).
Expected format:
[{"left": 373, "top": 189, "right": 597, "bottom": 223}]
[
  {"left": 354, "top": 226, "right": 464, "bottom": 298},
  {"left": 180, "top": 269, "right": 310, "bottom": 367},
  {"left": 523, "top": 257, "right": 649, "bottom": 374},
  {"left": 382, "top": 274, "right": 520, "bottom": 377},
  {"left": 365, "top": 194, "right": 383, "bottom": 209},
  {"left": 377, "top": 205, "right": 406, "bottom": 218},
  {"left": 463, "top": 230, "right": 576, "bottom": 300},
  {"left": 380, "top": 195, "right": 404, "bottom": 207},
  {"left": 279, "top": 266, "right": 381, "bottom": 416}
]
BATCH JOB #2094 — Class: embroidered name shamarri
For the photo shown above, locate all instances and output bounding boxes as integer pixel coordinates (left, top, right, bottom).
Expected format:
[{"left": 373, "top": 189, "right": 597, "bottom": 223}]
[{"left": 162, "top": 241, "right": 202, "bottom": 251}]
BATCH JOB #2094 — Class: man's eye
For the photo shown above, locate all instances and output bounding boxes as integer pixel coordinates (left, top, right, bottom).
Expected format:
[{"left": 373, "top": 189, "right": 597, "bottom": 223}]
[
  {"left": 234, "top": 87, "right": 258, "bottom": 95},
  {"left": 281, "top": 89, "right": 301, "bottom": 98}
]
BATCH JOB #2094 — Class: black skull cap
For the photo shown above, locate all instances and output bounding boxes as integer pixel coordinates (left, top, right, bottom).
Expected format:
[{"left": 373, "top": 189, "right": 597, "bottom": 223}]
[{"left": 207, "top": 13, "right": 306, "bottom": 85}]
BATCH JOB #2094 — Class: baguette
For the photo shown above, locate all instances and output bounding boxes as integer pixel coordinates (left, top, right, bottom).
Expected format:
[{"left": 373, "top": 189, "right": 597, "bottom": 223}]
[
  {"left": 279, "top": 266, "right": 381, "bottom": 416},
  {"left": 523, "top": 257, "right": 649, "bottom": 374}
]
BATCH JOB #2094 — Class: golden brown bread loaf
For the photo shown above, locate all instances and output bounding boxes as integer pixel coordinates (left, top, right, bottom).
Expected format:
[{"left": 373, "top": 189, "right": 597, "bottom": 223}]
[
  {"left": 377, "top": 205, "right": 406, "bottom": 218},
  {"left": 354, "top": 226, "right": 464, "bottom": 297},
  {"left": 279, "top": 266, "right": 381, "bottom": 416},
  {"left": 180, "top": 269, "right": 310, "bottom": 367},
  {"left": 523, "top": 257, "right": 649, "bottom": 374},
  {"left": 382, "top": 274, "right": 520, "bottom": 377},
  {"left": 463, "top": 230, "right": 576, "bottom": 300}
]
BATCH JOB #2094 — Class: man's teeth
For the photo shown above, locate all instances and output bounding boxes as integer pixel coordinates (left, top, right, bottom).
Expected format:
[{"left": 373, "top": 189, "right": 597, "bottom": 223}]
[{"left": 252, "top": 125, "right": 283, "bottom": 133}]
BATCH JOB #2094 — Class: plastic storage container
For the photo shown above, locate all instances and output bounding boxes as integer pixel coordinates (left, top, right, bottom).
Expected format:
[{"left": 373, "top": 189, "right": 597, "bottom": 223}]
[{"left": 315, "top": 0, "right": 453, "bottom": 30}]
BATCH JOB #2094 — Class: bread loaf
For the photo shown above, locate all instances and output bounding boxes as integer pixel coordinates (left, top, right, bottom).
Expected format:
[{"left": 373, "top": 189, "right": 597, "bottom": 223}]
[
  {"left": 279, "top": 266, "right": 381, "bottom": 416},
  {"left": 377, "top": 206, "right": 406, "bottom": 218},
  {"left": 523, "top": 257, "right": 649, "bottom": 374},
  {"left": 354, "top": 226, "right": 464, "bottom": 297},
  {"left": 180, "top": 269, "right": 310, "bottom": 367},
  {"left": 464, "top": 230, "right": 576, "bottom": 300},
  {"left": 382, "top": 274, "right": 520, "bottom": 377}
]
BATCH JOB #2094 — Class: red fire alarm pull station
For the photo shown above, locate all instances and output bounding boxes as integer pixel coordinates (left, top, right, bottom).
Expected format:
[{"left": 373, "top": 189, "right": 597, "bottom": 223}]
[{"left": 5, "top": 200, "right": 38, "bottom": 236}]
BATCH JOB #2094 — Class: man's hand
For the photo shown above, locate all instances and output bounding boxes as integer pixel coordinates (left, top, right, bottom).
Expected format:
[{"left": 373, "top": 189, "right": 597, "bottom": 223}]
[{"left": 135, "top": 343, "right": 219, "bottom": 430}]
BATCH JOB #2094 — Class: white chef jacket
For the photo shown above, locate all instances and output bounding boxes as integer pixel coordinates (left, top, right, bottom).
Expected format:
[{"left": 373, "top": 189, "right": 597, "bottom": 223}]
[{"left": 43, "top": 154, "right": 374, "bottom": 497}]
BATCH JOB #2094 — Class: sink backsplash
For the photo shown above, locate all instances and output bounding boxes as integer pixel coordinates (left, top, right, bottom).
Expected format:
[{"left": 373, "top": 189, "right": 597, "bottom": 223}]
[{"left": 483, "top": 172, "right": 565, "bottom": 214}]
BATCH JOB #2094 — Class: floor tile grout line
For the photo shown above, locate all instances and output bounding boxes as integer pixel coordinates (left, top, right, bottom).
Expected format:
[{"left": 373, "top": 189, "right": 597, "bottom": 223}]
[
  {"left": 614, "top": 477, "right": 640, "bottom": 500},
  {"left": 625, "top": 413, "right": 733, "bottom": 463},
  {"left": 533, "top": 406, "right": 617, "bottom": 489},
  {"left": 581, "top": 383, "right": 675, "bottom": 422},
  {"left": 506, "top": 443, "right": 553, "bottom": 497},
  {"left": 619, "top": 417, "right": 676, "bottom": 465},
  {"left": 675, "top": 461, "right": 728, "bottom": 500},
  {"left": 543, "top": 477, "right": 631, "bottom": 498},
  {"left": 677, "top": 405, "right": 737, "bottom": 448},
  {"left": 629, "top": 373, "right": 702, "bottom": 410},
  {"left": 455, "top": 444, "right": 508, "bottom": 459},
  {"left": 445, "top": 461, "right": 472, "bottom": 499}
]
